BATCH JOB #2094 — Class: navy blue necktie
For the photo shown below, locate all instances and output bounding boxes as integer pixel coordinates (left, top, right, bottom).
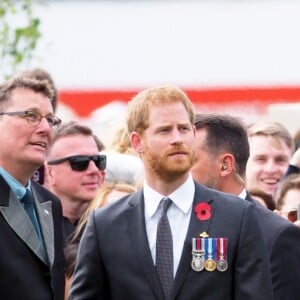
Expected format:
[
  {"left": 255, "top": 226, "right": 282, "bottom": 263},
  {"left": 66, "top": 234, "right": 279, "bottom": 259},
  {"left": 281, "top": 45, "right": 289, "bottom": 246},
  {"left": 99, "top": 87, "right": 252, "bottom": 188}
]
[
  {"left": 21, "top": 189, "right": 40, "bottom": 238},
  {"left": 156, "top": 198, "right": 173, "bottom": 300}
]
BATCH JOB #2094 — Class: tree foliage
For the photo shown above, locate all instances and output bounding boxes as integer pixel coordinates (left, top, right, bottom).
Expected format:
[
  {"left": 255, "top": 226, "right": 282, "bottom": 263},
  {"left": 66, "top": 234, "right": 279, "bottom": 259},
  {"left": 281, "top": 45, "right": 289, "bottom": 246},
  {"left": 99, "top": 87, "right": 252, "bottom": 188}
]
[{"left": 0, "top": 0, "right": 42, "bottom": 79}]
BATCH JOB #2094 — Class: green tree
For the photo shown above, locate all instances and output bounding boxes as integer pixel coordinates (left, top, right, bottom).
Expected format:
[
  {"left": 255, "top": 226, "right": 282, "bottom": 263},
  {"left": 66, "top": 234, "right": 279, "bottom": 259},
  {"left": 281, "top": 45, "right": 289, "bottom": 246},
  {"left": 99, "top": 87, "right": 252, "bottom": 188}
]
[{"left": 0, "top": 0, "right": 42, "bottom": 80}]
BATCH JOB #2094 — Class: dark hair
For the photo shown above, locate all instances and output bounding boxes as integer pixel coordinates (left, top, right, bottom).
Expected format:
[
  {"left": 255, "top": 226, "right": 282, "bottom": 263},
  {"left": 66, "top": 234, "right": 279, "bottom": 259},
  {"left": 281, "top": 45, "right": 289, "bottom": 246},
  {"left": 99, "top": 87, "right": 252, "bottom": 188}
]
[
  {"left": 248, "top": 188, "right": 276, "bottom": 210},
  {"left": 194, "top": 113, "right": 249, "bottom": 176},
  {"left": 52, "top": 121, "right": 105, "bottom": 151},
  {"left": 275, "top": 174, "right": 300, "bottom": 210}
]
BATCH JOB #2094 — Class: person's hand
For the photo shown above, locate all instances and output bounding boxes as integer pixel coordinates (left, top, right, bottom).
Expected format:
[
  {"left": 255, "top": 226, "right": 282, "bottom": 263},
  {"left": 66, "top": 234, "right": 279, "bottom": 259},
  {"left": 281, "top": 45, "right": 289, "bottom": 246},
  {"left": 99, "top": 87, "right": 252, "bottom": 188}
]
[{"left": 290, "top": 148, "right": 300, "bottom": 168}]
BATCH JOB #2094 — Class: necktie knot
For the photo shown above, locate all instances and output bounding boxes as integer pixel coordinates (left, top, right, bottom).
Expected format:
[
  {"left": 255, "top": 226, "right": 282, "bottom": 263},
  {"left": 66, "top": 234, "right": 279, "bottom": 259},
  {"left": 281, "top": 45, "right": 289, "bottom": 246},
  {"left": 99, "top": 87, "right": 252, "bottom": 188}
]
[
  {"left": 161, "top": 198, "right": 172, "bottom": 216},
  {"left": 21, "top": 189, "right": 34, "bottom": 205}
]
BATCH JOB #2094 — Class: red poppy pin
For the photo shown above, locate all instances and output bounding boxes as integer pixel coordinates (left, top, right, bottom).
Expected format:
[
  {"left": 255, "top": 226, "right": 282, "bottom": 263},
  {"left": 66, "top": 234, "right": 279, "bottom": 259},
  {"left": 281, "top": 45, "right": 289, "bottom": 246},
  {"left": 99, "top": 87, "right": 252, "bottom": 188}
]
[{"left": 195, "top": 202, "right": 211, "bottom": 221}]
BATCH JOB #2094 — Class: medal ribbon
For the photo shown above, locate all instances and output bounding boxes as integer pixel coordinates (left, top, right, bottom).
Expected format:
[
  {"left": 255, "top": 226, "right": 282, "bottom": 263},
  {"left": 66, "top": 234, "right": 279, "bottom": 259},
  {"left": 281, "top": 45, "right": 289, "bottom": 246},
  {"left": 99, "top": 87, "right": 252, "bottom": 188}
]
[
  {"left": 206, "top": 238, "right": 216, "bottom": 260},
  {"left": 216, "top": 238, "right": 228, "bottom": 260},
  {"left": 192, "top": 238, "right": 205, "bottom": 253},
  {"left": 192, "top": 238, "right": 200, "bottom": 252}
]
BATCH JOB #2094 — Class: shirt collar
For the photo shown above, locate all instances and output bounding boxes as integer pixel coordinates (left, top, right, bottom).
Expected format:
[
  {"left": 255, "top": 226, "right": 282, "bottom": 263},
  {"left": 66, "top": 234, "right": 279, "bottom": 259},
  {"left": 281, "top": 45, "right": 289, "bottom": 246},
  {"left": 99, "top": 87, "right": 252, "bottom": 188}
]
[
  {"left": 144, "top": 173, "right": 195, "bottom": 217},
  {"left": 238, "top": 188, "right": 247, "bottom": 200},
  {"left": 0, "top": 167, "right": 31, "bottom": 199}
]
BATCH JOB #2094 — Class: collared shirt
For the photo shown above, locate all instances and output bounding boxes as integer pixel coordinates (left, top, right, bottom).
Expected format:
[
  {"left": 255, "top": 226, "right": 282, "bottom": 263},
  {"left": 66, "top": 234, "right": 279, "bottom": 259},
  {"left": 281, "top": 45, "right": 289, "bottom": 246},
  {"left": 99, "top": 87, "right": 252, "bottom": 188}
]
[
  {"left": 0, "top": 168, "right": 48, "bottom": 263},
  {"left": 238, "top": 189, "right": 247, "bottom": 200},
  {"left": 0, "top": 167, "right": 41, "bottom": 234},
  {"left": 0, "top": 167, "right": 29, "bottom": 199},
  {"left": 63, "top": 217, "right": 79, "bottom": 245},
  {"left": 144, "top": 174, "right": 195, "bottom": 277}
]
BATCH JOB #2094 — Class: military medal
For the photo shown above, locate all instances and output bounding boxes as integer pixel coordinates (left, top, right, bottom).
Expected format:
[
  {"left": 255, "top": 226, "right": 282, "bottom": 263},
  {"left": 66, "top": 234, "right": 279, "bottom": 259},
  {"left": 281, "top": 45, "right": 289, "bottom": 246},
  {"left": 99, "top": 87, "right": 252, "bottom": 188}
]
[
  {"left": 191, "top": 238, "right": 205, "bottom": 272},
  {"left": 216, "top": 238, "right": 228, "bottom": 272},
  {"left": 217, "top": 259, "right": 228, "bottom": 272},
  {"left": 205, "top": 258, "right": 217, "bottom": 272},
  {"left": 204, "top": 238, "right": 216, "bottom": 272}
]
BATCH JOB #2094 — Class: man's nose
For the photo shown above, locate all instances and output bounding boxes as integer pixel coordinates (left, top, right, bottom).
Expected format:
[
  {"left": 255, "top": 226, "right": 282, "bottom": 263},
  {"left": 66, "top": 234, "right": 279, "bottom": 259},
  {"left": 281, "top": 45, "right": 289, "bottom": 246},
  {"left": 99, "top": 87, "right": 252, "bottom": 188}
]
[{"left": 263, "top": 160, "right": 278, "bottom": 172}]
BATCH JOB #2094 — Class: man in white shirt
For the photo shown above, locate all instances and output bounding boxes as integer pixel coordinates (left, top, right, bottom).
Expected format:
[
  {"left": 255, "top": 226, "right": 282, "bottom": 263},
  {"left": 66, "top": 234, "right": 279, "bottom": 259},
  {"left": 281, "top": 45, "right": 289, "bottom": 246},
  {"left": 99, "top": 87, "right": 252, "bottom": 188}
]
[
  {"left": 191, "top": 113, "right": 300, "bottom": 300},
  {"left": 70, "top": 86, "right": 273, "bottom": 300}
]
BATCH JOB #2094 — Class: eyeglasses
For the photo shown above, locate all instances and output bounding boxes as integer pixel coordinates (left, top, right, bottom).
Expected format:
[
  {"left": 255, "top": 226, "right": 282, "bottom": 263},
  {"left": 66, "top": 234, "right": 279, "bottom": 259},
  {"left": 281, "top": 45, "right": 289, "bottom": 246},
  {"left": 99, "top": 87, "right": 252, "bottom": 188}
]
[
  {"left": 0, "top": 110, "right": 61, "bottom": 130},
  {"left": 48, "top": 154, "right": 107, "bottom": 171}
]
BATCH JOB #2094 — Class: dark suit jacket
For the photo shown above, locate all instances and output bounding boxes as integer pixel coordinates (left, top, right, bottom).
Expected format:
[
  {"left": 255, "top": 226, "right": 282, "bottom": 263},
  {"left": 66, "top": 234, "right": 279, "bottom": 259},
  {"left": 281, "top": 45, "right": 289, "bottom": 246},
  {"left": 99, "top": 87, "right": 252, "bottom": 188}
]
[
  {"left": 246, "top": 193, "right": 300, "bottom": 300},
  {"left": 284, "top": 164, "right": 300, "bottom": 177},
  {"left": 70, "top": 182, "right": 273, "bottom": 300},
  {"left": 0, "top": 176, "right": 65, "bottom": 300}
]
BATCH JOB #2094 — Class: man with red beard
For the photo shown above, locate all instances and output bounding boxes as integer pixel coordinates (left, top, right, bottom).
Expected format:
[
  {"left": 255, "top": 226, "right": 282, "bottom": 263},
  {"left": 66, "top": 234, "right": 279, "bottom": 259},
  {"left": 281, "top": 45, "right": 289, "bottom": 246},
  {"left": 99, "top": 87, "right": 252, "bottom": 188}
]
[{"left": 70, "top": 86, "right": 273, "bottom": 300}]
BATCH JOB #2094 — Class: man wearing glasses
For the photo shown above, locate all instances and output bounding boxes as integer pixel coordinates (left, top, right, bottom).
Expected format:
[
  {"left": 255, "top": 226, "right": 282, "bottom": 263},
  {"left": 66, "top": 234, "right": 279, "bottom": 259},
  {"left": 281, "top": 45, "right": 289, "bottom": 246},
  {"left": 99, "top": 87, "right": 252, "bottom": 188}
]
[
  {"left": 0, "top": 76, "right": 65, "bottom": 300},
  {"left": 46, "top": 121, "right": 106, "bottom": 243}
]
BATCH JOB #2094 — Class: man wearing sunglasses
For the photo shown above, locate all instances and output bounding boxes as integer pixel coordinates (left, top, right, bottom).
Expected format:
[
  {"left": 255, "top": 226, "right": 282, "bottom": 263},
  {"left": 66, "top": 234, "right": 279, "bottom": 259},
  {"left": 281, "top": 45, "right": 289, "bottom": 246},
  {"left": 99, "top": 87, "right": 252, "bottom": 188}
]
[
  {"left": 46, "top": 121, "right": 106, "bottom": 243},
  {"left": 0, "top": 76, "right": 65, "bottom": 300}
]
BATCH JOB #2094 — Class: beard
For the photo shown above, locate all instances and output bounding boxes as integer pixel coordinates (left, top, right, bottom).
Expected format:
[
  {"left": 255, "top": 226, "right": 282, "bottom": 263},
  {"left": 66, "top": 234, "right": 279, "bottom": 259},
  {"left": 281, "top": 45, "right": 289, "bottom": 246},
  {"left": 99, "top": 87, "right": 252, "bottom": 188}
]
[{"left": 143, "top": 143, "right": 197, "bottom": 182}]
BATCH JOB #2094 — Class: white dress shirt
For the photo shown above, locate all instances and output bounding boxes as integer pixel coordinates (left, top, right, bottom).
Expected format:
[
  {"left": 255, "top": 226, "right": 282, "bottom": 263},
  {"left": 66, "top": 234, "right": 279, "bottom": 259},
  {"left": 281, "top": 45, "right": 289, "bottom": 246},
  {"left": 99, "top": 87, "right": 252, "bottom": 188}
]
[
  {"left": 238, "top": 189, "right": 247, "bottom": 200},
  {"left": 143, "top": 174, "right": 195, "bottom": 277}
]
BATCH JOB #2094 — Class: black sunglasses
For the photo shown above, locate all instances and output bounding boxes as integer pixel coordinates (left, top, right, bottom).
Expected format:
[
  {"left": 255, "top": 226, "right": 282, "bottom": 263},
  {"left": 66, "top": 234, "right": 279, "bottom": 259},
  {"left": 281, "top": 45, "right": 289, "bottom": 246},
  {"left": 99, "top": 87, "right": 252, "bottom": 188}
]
[{"left": 48, "top": 154, "right": 106, "bottom": 171}]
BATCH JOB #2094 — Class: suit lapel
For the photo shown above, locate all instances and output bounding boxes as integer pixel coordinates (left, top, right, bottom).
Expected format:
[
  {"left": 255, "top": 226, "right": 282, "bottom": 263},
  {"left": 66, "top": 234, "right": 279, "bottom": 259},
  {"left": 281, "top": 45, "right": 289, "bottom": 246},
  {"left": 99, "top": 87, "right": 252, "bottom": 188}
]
[
  {"left": 125, "top": 184, "right": 216, "bottom": 299},
  {"left": 33, "top": 188, "right": 54, "bottom": 267},
  {"left": 127, "top": 190, "right": 164, "bottom": 300},
  {"left": 0, "top": 191, "right": 48, "bottom": 264},
  {"left": 173, "top": 184, "right": 214, "bottom": 297},
  {"left": 245, "top": 192, "right": 254, "bottom": 203}
]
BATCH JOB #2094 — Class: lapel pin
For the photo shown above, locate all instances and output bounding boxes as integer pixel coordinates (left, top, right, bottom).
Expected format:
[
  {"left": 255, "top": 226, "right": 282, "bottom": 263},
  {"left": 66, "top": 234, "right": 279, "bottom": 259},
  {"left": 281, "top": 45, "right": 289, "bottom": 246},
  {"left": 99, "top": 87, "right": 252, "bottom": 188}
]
[{"left": 199, "top": 231, "right": 209, "bottom": 238}]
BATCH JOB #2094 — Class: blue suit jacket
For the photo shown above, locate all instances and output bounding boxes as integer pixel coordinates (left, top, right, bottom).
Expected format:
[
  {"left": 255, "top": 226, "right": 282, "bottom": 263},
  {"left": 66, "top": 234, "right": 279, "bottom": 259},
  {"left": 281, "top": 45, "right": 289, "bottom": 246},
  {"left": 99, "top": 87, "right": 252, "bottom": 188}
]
[{"left": 70, "top": 182, "right": 273, "bottom": 300}]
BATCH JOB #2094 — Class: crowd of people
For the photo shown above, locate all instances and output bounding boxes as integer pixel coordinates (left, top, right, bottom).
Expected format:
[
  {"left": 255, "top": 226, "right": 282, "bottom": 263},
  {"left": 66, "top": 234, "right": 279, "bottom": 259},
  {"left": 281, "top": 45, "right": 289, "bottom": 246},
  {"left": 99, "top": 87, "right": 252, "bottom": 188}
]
[{"left": 0, "top": 69, "right": 299, "bottom": 300}]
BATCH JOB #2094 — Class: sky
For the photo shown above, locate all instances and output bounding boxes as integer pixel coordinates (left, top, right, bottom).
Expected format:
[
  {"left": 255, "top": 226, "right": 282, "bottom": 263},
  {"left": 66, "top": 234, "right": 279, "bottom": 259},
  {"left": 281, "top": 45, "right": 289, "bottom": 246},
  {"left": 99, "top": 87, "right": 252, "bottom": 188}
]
[{"left": 24, "top": 0, "right": 300, "bottom": 90}]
